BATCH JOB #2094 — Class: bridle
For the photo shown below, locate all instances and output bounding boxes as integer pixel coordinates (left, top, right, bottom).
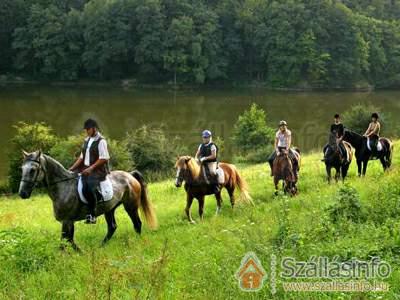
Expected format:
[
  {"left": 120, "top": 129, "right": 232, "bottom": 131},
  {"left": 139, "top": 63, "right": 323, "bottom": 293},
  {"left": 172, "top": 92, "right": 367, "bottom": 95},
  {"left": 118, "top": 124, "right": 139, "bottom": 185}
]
[
  {"left": 20, "top": 156, "right": 77, "bottom": 188},
  {"left": 20, "top": 158, "right": 43, "bottom": 188}
]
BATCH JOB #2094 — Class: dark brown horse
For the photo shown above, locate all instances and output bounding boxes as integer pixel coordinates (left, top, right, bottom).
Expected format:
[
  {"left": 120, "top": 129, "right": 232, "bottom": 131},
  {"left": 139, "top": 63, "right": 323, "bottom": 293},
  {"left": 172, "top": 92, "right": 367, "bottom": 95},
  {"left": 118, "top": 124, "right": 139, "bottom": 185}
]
[
  {"left": 175, "top": 156, "right": 253, "bottom": 223},
  {"left": 272, "top": 149, "right": 301, "bottom": 196},
  {"left": 323, "top": 133, "right": 353, "bottom": 183}
]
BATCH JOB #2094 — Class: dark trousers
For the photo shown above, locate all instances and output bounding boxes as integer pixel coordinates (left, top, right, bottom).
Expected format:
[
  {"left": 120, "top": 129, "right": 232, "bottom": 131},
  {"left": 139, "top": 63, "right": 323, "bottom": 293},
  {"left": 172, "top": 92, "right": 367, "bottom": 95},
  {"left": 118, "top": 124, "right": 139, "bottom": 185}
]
[{"left": 81, "top": 175, "right": 100, "bottom": 215}]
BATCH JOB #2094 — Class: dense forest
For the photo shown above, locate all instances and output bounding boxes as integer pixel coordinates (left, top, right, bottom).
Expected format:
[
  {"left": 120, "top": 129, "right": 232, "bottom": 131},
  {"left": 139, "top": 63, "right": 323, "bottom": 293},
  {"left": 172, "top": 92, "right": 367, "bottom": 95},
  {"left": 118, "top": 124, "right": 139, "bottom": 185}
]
[{"left": 1, "top": 0, "right": 400, "bottom": 87}]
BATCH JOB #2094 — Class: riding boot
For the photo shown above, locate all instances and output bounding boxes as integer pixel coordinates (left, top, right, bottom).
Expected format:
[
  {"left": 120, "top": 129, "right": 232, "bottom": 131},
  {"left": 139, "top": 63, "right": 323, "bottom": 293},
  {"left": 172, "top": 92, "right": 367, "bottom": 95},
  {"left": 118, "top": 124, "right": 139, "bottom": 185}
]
[
  {"left": 211, "top": 176, "right": 221, "bottom": 194},
  {"left": 83, "top": 176, "right": 98, "bottom": 224}
]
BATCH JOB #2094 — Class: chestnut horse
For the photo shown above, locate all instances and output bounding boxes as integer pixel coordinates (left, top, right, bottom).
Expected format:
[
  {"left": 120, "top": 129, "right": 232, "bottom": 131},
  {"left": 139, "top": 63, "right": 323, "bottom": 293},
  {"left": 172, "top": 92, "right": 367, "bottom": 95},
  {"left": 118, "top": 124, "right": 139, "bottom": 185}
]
[
  {"left": 272, "top": 148, "right": 301, "bottom": 196},
  {"left": 175, "top": 156, "right": 252, "bottom": 223}
]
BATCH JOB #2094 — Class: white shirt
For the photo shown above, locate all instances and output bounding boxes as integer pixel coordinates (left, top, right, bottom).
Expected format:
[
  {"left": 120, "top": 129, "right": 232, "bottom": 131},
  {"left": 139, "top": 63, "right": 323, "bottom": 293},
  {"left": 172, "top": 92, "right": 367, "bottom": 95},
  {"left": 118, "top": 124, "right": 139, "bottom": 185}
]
[
  {"left": 276, "top": 129, "right": 291, "bottom": 148},
  {"left": 79, "top": 132, "right": 110, "bottom": 167}
]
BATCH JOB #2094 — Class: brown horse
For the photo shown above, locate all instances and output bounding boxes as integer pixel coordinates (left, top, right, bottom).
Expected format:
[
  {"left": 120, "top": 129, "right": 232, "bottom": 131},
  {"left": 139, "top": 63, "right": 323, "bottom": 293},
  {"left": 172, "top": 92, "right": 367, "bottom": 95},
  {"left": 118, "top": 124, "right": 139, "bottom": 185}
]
[
  {"left": 175, "top": 156, "right": 252, "bottom": 223},
  {"left": 272, "top": 149, "right": 301, "bottom": 196}
]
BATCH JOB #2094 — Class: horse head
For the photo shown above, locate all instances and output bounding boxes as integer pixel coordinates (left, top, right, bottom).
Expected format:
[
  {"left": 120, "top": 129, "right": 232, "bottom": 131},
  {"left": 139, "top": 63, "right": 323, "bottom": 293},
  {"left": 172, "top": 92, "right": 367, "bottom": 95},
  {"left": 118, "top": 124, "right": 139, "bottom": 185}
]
[
  {"left": 174, "top": 156, "right": 201, "bottom": 187},
  {"left": 19, "top": 150, "right": 46, "bottom": 199}
]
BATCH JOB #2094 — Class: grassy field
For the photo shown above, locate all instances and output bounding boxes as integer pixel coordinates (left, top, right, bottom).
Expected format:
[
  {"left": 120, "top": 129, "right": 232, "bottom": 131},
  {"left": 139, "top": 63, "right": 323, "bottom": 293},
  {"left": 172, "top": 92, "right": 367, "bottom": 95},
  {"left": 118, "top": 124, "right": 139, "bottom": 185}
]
[{"left": 0, "top": 141, "right": 399, "bottom": 299}]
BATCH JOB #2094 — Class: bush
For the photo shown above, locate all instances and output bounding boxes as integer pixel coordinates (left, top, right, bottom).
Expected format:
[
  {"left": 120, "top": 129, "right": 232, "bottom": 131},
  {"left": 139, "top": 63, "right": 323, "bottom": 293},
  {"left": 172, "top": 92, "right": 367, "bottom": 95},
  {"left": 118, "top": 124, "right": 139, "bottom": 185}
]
[
  {"left": 342, "top": 104, "right": 387, "bottom": 135},
  {"left": 231, "top": 103, "right": 275, "bottom": 163},
  {"left": 328, "top": 185, "right": 365, "bottom": 224},
  {"left": 50, "top": 134, "right": 134, "bottom": 171},
  {"left": 125, "top": 125, "right": 187, "bottom": 180},
  {"left": 8, "top": 122, "right": 58, "bottom": 193}
]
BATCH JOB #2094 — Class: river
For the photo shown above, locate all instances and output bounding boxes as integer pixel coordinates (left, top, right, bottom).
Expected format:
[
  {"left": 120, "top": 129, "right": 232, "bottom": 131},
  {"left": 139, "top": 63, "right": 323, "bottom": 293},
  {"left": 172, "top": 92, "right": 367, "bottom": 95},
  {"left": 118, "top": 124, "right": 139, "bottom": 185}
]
[{"left": 0, "top": 84, "right": 399, "bottom": 179}]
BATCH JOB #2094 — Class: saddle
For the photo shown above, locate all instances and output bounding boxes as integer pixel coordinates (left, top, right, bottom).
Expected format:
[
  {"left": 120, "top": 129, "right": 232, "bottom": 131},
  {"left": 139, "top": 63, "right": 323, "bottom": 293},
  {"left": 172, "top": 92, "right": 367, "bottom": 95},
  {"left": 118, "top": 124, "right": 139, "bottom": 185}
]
[
  {"left": 77, "top": 176, "right": 114, "bottom": 204},
  {"left": 202, "top": 164, "right": 225, "bottom": 185}
]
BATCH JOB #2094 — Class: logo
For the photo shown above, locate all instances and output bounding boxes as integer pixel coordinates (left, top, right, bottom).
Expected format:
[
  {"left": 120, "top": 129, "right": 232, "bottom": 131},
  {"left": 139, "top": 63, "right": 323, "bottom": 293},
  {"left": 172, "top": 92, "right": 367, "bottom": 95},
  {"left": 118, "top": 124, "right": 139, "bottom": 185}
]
[{"left": 236, "top": 252, "right": 267, "bottom": 291}]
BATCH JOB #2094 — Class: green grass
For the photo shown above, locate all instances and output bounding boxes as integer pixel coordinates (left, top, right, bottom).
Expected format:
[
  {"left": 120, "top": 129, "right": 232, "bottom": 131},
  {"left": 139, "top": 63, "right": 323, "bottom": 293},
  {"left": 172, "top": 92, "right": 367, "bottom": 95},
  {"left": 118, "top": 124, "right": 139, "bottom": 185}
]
[{"left": 0, "top": 142, "right": 399, "bottom": 299}]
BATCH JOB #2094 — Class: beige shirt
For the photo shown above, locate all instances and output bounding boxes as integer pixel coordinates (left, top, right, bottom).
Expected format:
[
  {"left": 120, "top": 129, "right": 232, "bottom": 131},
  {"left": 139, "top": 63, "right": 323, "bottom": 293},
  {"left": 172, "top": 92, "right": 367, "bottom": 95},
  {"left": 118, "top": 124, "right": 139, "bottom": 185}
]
[{"left": 276, "top": 129, "right": 291, "bottom": 148}]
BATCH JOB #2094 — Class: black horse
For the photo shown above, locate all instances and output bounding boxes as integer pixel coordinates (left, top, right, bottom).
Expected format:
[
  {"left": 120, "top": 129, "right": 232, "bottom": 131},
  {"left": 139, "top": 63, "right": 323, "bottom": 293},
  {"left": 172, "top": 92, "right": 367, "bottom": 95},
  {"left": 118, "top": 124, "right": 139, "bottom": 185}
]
[
  {"left": 323, "top": 133, "right": 353, "bottom": 183},
  {"left": 343, "top": 129, "right": 393, "bottom": 176}
]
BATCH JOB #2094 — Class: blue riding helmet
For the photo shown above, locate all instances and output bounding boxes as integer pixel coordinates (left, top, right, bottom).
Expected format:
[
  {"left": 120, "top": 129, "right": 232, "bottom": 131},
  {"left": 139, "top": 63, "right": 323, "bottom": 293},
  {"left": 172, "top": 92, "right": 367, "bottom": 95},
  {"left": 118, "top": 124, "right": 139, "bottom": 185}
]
[{"left": 202, "top": 130, "right": 212, "bottom": 138}]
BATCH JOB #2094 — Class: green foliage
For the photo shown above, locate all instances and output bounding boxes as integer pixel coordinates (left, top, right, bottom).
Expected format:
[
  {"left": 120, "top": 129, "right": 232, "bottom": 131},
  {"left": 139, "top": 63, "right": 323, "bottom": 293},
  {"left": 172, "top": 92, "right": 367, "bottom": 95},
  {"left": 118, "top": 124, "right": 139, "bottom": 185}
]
[
  {"left": 8, "top": 122, "right": 58, "bottom": 193},
  {"left": 0, "top": 227, "right": 56, "bottom": 273},
  {"left": 4, "top": 0, "right": 400, "bottom": 87},
  {"left": 342, "top": 103, "right": 386, "bottom": 134},
  {"left": 328, "top": 185, "right": 365, "bottom": 224},
  {"left": 232, "top": 103, "right": 274, "bottom": 163},
  {"left": 125, "top": 125, "right": 187, "bottom": 180}
]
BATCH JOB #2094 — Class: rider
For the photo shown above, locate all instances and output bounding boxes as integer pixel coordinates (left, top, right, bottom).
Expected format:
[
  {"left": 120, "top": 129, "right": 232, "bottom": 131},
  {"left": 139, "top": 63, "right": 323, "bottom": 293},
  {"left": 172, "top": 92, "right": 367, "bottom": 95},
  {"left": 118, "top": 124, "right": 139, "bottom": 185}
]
[
  {"left": 323, "top": 113, "right": 347, "bottom": 162},
  {"left": 195, "top": 130, "right": 220, "bottom": 194},
  {"left": 268, "top": 121, "right": 298, "bottom": 177},
  {"left": 363, "top": 112, "right": 381, "bottom": 157},
  {"left": 69, "top": 119, "right": 110, "bottom": 224}
]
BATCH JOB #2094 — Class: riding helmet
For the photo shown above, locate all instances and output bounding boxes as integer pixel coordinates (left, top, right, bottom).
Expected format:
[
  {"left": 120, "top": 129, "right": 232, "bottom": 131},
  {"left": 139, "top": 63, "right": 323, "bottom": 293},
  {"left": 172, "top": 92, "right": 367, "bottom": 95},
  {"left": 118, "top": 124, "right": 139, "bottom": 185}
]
[
  {"left": 83, "top": 118, "right": 99, "bottom": 130},
  {"left": 202, "top": 130, "right": 212, "bottom": 138},
  {"left": 334, "top": 114, "right": 340, "bottom": 118},
  {"left": 279, "top": 120, "right": 287, "bottom": 126}
]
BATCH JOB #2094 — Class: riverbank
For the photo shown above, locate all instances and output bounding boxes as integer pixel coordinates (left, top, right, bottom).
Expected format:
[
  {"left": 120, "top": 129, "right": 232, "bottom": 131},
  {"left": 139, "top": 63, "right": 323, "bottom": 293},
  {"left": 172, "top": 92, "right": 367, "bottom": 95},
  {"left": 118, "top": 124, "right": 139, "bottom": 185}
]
[
  {"left": 0, "top": 141, "right": 398, "bottom": 299},
  {"left": 0, "top": 75, "right": 380, "bottom": 92}
]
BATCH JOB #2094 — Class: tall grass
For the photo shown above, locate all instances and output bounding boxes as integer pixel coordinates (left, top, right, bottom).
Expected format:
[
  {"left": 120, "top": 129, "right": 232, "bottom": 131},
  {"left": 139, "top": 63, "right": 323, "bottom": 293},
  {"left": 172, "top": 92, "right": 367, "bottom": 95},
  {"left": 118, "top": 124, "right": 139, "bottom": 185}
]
[{"left": 0, "top": 141, "right": 399, "bottom": 299}]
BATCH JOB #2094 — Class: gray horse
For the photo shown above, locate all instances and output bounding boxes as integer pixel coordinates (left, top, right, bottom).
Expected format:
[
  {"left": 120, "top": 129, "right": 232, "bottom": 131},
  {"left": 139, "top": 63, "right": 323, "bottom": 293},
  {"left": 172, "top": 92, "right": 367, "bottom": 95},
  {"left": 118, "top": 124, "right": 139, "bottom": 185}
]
[{"left": 18, "top": 150, "right": 157, "bottom": 251}]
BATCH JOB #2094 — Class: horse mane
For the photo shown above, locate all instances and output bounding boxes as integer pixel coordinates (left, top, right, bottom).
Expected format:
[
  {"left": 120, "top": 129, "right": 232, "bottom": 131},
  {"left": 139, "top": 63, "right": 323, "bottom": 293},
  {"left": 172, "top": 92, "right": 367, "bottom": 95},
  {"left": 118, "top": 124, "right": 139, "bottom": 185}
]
[
  {"left": 43, "top": 154, "right": 75, "bottom": 178},
  {"left": 186, "top": 157, "right": 201, "bottom": 179}
]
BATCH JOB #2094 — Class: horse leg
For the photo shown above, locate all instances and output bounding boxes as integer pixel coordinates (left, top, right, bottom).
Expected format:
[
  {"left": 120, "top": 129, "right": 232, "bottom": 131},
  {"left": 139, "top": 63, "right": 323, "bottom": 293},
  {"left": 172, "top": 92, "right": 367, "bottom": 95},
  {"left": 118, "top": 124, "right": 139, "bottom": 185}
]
[
  {"left": 274, "top": 178, "right": 279, "bottom": 195},
  {"left": 380, "top": 156, "right": 387, "bottom": 172},
  {"left": 185, "top": 194, "right": 195, "bottom": 224},
  {"left": 362, "top": 160, "right": 369, "bottom": 176},
  {"left": 357, "top": 160, "right": 362, "bottom": 177},
  {"left": 102, "top": 207, "right": 118, "bottom": 245},
  {"left": 227, "top": 186, "right": 235, "bottom": 209},
  {"left": 61, "top": 221, "right": 80, "bottom": 252},
  {"left": 215, "top": 192, "right": 223, "bottom": 215},
  {"left": 334, "top": 166, "right": 340, "bottom": 183},
  {"left": 341, "top": 164, "right": 349, "bottom": 182},
  {"left": 123, "top": 201, "right": 142, "bottom": 234},
  {"left": 198, "top": 196, "right": 205, "bottom": 221},
  {"left": 326, "top": 165, "right": 332, "bottom": 184}
]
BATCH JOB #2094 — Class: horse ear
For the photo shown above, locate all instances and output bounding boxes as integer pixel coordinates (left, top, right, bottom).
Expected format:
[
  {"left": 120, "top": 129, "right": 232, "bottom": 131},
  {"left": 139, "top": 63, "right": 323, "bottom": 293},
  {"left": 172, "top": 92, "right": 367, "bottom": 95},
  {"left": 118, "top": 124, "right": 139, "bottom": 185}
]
[
  {"left": 22, "top": 150, "right": 29, "bottom": 158},
  {"left": 37, "top": 149, "right": 42, "bottom": 158},
  {"left": 185, "top": 156, "right": 191, "bottom": 162}
]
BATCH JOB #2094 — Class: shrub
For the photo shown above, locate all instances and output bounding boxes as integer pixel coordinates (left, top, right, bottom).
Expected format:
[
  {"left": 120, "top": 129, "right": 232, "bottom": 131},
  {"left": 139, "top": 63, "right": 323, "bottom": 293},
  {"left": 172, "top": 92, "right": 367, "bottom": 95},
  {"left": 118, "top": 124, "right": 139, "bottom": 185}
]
[
  {"left": 342, "top": 104, "right": 387, "bottom": 135},
  {"left": 231, "top": 103, "right": 275, "bottom": 163},
  {"left": 8, "top": 122, "right": 58, "bottom": 193},
  {"left": 125, "top": 125, "right": 187, "bottom": 180},
  {"left": 328, "top": 185, "right": 365, "bottom": 224}
]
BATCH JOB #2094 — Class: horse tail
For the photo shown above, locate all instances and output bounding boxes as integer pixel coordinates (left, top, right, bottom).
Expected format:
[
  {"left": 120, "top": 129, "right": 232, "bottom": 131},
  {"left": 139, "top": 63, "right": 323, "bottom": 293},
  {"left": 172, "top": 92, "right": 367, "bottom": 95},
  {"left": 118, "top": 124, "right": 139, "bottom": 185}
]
[
  {"left": 232, "top": 166, "right": 253, "bottom": 205},
  {"left": 386, "top": 139, "right": 394, "bottom": 168},
  {"left": 131, "top": 171, "right": 158, "bottom": 229}
]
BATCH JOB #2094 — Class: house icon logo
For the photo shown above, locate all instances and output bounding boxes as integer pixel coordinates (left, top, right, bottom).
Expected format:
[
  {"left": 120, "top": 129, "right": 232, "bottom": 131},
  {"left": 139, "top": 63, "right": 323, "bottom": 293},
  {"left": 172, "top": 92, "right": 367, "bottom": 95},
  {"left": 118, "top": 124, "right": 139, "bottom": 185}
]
[{"left": 235, "top": 252, "right": 267, "bottom": 292}]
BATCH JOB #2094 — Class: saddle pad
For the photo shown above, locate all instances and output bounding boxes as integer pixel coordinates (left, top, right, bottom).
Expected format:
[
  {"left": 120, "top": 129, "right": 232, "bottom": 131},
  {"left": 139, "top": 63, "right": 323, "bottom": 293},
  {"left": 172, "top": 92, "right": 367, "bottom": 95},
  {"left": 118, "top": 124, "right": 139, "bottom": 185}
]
[
  {"left": 367, "top": 139, "right": 383, "bottom": 152},
  {"left": 78, "top": 176, "right": 114, "bottom": 204},
  {"left": 216, "top": 168, "right": 225, "bottom": 184}
]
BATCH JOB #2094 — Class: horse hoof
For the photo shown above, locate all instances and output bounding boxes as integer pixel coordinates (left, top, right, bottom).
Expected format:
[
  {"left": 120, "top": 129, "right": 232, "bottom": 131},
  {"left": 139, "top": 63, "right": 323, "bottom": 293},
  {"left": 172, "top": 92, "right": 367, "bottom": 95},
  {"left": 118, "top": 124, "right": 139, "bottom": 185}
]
[
  {"left": 274, "top": 191, "right": 278, "bottom": 196},
  {"left": 189, "top": 220, "right": 196, "bottom": 224}
]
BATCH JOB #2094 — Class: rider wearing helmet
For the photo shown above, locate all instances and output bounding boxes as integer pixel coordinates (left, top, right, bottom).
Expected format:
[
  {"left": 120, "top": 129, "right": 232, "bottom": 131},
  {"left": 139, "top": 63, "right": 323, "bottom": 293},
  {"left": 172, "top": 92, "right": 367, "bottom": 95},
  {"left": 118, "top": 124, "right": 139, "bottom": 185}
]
[
  {"left": 268, "top": 120, "right": 298, "bottom": 177},
  {"left": 69, "top": 119, "right": 110, "bottom": 224},
  {"left": 323, "top": 113, "right": 347, "bottom": 162},
  {"left": 195, "top": 130, "right": 220, "bottom": 193},
  {"left": 363, "top": 112, "right": 381, "bottom": 157}
]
